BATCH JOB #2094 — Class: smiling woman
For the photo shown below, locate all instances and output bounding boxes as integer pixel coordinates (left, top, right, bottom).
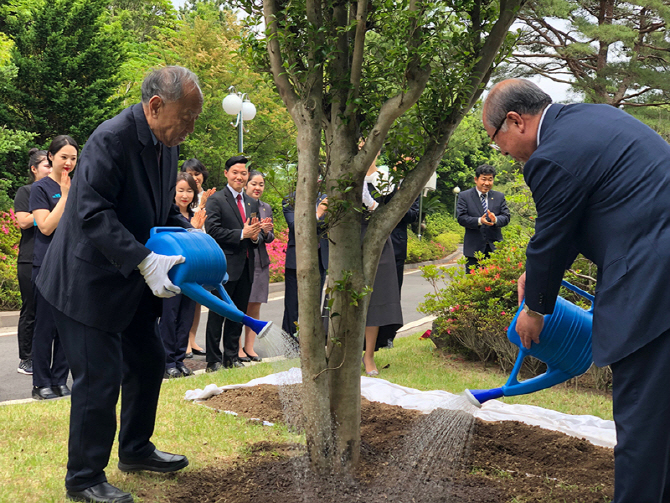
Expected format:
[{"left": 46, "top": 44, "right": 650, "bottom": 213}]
[{"left": 28, "top": 134, "right": 79, "bottom": 401}]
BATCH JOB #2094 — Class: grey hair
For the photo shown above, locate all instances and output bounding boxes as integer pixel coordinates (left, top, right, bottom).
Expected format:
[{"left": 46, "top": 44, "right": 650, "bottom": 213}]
[
  {"left": 141, "top": 66, "right": 201, "bottom": 104},
  {"left": 484, "top": 79, "right": 552, "bottom": 130}
]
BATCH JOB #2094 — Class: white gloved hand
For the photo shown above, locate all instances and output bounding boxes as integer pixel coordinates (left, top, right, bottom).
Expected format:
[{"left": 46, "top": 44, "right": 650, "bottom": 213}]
[{"left": 138, "top": 252, "right": 185, "bottom": 298}]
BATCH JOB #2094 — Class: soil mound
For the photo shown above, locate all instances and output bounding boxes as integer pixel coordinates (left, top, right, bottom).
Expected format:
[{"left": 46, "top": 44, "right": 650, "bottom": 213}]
[{"left": 162, "top": 384, "right": 614, "bottom": 503}]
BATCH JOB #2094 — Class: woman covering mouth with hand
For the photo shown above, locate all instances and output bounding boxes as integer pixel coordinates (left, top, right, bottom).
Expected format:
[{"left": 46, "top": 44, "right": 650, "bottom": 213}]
[{"left": 29, "top": 135, "right": 79, "bottom": 400}]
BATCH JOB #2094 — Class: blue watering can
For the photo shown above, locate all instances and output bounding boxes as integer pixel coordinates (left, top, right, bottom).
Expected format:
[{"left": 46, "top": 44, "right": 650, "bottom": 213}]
[
  {"left": 145, "top": 227, "right": 273, "bottom": 338},
  {"left": 465, "top": 280, "right": 594, "bottom": 407}
]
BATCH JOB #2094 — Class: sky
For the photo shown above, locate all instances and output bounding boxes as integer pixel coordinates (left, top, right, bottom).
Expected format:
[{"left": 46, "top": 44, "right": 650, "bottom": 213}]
[{"left": 168, "top": 0, "right": 573, "bottom": 102}]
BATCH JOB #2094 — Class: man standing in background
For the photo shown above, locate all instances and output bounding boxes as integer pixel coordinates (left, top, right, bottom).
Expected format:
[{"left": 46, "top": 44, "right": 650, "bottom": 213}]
[{"left": 457, "top": 164, "right": 510, "bottom": 273}]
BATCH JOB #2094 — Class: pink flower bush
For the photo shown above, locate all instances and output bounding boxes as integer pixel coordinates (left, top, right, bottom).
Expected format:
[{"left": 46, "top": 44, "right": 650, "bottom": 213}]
[{"left": 267, "top": 228, "right": 289, "bottom": 282}]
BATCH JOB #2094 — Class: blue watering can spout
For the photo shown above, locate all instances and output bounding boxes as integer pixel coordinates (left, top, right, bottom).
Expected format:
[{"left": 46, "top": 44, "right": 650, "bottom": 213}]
[
  {"left": 464, "top": 280, "right": 595, "bottom": 406},
  {"left": 145, "top": 227, "right": 274, "bottom": 337}
]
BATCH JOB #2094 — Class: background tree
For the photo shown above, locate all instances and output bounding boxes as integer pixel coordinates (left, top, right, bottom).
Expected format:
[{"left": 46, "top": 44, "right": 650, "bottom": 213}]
[
  {"left": 505, "top": 0, "right": 670, "bottom": 107},
  {"left": 233, "top": 0, "right": 525, "bottom": 474},
  {"left": 0, "top": 0, "right": 126, "bottom": 193}
]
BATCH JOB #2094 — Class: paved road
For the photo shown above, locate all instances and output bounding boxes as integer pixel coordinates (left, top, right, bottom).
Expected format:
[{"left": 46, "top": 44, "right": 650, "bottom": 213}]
[{"left": 0, "top": 261, "right": 457, "bottom": 403}]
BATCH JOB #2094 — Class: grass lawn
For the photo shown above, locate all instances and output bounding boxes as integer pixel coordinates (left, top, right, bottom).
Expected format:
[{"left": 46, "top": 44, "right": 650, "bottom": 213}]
[{"left": 0, "top": 335, "right": 612, "bottom": 503}]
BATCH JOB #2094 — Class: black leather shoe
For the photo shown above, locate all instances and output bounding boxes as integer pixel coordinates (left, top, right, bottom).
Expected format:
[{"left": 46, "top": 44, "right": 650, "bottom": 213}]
[
  {"left": 237, "top": 355, "right": 251, "bottom": 363},
  {"left": 52, "top": 384, "right": 71, "bottom": 397},
  {"left": 224, "top": 359, "right": 245, "bottom": 369},
  {"left": 32, "top": 386, "right": 58, "bottom": 400},
  {"left": 66, "top": 482, "right": 133, "bottom": 502},
  {"left": 184, "top": 352, "right": 193, "bottom": 359},
  {"left": 177, "top": 365, "right": 193, "bottom": 377},
  {"left": 118, "top": 449, "right": 189, "bottom": 473},
  {"left": 164, "top": 367, "right": 182, "bottom": 379},
  {"left": 243, "top": 349, "right": 262, "bottom": 362},
  {"left": 191, "top": 348, "right": 206, "bottom": 356},
  {"left": 206, "top": 362, "right": 222, "bottom": 373}
]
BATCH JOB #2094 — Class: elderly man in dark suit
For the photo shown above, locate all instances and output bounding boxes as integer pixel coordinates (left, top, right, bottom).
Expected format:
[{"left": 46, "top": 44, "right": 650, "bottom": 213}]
[
  {"left": 484, "top": 78, "right": 670, "bottom": 503},
  {"left": 36, "top": 67, "right": 202, "bottom": 503},
  {"left": 204, "top": 156, "right": 260, "bottom": 371},
  {"left": 457, "top": 164, "right": 510, "bottom": 273}
]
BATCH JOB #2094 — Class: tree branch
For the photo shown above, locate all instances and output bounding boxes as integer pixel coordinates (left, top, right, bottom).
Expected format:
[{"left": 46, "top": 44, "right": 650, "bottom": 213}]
[{"left": 263, "top": 0, "right": 299, "bottom": 112}]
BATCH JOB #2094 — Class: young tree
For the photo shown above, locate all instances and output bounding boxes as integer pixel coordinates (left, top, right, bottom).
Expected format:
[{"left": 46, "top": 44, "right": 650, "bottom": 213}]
[
  {"left": 0, "top": 0, "right": 126, "bottom": 145},
  {"left": 234, "top": 0, "right": 525, "bottom": 474},
  {"left": 506, "top": 0, "right": 670, "bottom": 107}
]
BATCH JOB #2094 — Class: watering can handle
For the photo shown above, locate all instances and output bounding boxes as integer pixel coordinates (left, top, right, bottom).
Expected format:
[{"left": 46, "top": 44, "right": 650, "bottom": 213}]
[
  {"left": 560, "top": 280, "right": 595, "bottom": 304},
  {"left": 150, "top": 227, "right": 188, "bottom": 237}
]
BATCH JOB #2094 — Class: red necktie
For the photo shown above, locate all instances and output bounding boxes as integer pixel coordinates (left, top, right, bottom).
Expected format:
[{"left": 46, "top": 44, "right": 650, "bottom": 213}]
[{"left": 236, "top": 194, "right": 246, "bottom": 221}]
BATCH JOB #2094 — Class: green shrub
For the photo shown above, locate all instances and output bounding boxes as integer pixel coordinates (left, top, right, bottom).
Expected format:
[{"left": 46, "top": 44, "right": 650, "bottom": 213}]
[
  {"left": 424, "top": 212, "right": 464, "bottom": 240},
  {"left": 0, "top": 209, "right": 21, "bottom": 310},
  {"left": 434, "top": 232, "right": 460, "bottom": 254},
  {"left": 406, "top": 231, "right": 447, "bottom": 263}
]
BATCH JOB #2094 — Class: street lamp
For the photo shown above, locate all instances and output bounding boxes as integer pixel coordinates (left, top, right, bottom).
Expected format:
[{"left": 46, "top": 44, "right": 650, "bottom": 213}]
[
  {"left": 222, "top": 86, "right": 256, "bottom": 153},
  {"left": 453, "top": 186, "right": 461, "bottom": 219}
]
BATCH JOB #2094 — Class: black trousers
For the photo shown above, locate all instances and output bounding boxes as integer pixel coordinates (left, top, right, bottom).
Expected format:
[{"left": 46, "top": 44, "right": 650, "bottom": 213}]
[
  {"left": 17, "top": 262, "right": 35, "bottom": 360},
  {"left": 159, "top": 293, "right": 196, "bottom": 368},
  {"left": 282, "top": 268, "right": 299, "bottom": 337},
  {"left": 282, "top": 265, "right": 327, "bottom": 339},
  {"left": 205, "top": 259, "right": 252, "bottom": 364},
  {"left": 610, "top": 327, "right": 670, "bottom": 503},
  {"left": 51, "top": 287, "right": 165, "bottom": 491},
  {"left": 32, "top": 266, "right": 69, "bottom": 388}
]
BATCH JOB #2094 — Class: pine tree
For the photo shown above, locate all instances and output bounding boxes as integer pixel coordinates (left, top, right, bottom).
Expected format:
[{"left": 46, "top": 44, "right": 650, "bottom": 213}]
[{"left": 0, "top": 0, "right": 127, "bottom": 144}]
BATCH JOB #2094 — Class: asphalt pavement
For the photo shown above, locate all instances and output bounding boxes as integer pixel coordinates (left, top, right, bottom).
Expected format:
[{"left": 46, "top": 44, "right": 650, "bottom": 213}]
[{"left": 0, "top": 250, "right": 460, "bottom": 404}]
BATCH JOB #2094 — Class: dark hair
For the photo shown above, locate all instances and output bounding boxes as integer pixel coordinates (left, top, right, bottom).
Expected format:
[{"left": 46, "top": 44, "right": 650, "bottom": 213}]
[
  {"left": 27, "top": 148, "right": 48, "bottom": 182},
  {"left": 475, "top": 164, "right": 496, "bottom": 178},
  {"left": 176, "top": 172, "right": 199, "bottom": 210},
  {"left": 47, "top": 135, "right": 79, "bottom": 166},
  {"left": 225, "top": 155, "right": 248, "bottom": 171},
  {"left": 247, "top": 170, "right": 263, "bottom": 182},
  {"left": 181, "top": 158, "right": 209, "bottom": 183},
  {"left": 141, "top": 66, "right": 200, "bottom": 104},
  {"left": 484, "top": 79, "right": 552, "bottom": 130}
]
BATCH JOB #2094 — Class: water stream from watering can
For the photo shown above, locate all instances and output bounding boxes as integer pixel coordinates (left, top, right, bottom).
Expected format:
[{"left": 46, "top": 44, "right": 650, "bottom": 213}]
[{"left": 253, "top": 323, "right": 481, "bottom": 501}]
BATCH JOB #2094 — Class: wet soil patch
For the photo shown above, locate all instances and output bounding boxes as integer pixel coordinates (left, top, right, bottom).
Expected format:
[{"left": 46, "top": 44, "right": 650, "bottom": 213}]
[{"left": 161, "top": 384, "right": 614, "bottom": 503}]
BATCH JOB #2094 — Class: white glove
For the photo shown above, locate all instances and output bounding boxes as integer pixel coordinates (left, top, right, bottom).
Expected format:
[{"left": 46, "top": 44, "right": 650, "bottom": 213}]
[{"left": 138, "top": 252, "right": 185, "bottom": 298}]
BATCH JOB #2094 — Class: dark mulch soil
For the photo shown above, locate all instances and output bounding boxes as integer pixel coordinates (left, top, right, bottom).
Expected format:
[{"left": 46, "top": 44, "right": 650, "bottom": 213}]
[{"left": 153, "top": 384, "right": 614, "bottom": 503}]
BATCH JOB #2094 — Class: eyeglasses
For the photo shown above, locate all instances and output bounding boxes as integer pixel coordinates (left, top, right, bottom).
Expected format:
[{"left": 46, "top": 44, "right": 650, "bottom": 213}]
[{"left": 489, "top": 112, "right": 517, "bottom": 152}]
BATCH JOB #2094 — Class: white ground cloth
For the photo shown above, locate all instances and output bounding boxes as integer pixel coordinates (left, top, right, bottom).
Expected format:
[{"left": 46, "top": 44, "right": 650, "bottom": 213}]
[{"left": 185, "top": 367, "right": 616, "bottom": 449}]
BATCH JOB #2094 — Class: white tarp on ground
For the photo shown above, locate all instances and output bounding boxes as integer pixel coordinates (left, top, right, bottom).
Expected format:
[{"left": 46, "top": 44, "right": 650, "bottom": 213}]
[{"left": 185, "top": 367, "right": 616, "bottom": 449}]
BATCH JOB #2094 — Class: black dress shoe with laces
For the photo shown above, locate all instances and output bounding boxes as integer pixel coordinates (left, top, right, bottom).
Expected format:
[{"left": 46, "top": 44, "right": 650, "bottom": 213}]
[
  {"left": 66, "top": 481, "right": 133, "bottom": 502},
  {"left": 32, "top": 386, "right": 58, "bottom": 400},
  {"left": 118, "top": 449, "right": 189, "bottom": 473},
  {"left": 206, "top": 362, "right": 222, "bottom": 373},
  {"left": 224, "top": 359, "right": 245, "bottom": 369},
  {"left": 52, "top": 384, "right": 71, "bottom": 397},
  {"left": 164, "top": 367, "right": 182, "bottom": 379},
  {"left": 177, "top": 365, "right": 193, "bottom": 376}
]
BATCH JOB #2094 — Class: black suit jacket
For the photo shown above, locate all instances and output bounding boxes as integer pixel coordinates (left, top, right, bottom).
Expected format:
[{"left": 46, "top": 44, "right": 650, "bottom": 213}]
[
  {"left": 282, "top": 192, "right": 329, "bottom": 271},
  {"left": 255, "top": 200, "right": 275, "bottom": 269},
  {"left": 204, "top": 187, "right": 259, "bottom": 283},
  {"left": 457, "top": 188, "right": 510, "bottom": 257},
  {"left": 36, "top": 104, "right": 189, "bottom": 332},
  {"left": 524, "top": 103, "right": 670, "bottom": 366},
  {"left": 390, "top": 195, "right": 420, "bottom": 265}
]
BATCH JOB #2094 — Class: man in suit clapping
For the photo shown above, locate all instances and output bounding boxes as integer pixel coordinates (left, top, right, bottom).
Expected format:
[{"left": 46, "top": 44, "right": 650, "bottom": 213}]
[
  {"left": 204, "top": 156, "right": 260, "bottom": 371},
  {"left": 456, "top": 164, "right": 511, "bottom": 273}
]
